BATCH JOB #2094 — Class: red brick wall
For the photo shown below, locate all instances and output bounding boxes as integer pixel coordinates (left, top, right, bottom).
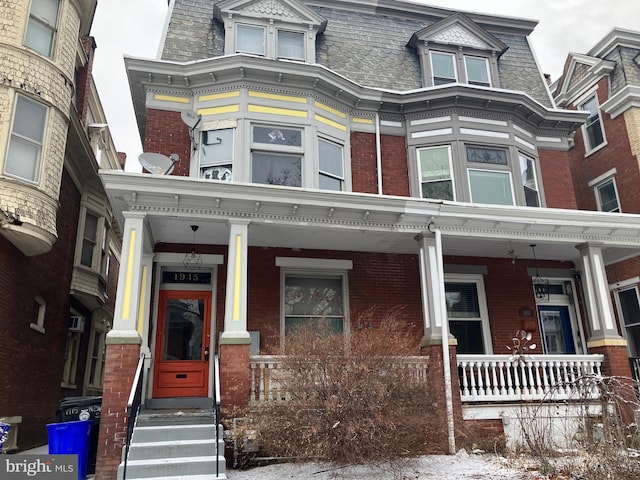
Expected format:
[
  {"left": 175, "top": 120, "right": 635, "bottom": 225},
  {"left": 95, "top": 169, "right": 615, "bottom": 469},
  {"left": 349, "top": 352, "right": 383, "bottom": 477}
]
[
  {"left": 350, "top": 132, "right": 409, "bottom": 196},
  {"left": 95, "top": 343, "right": 141, "bottom": 480},
  {"left": 350, "top": 132, "right": 378, "bottom": 193},
  {"left": 142, "top": 109, "right": 191, "bottom": 176},
  {"left": 0, "top": 169, "right": 80, "bottom": 450},
  {"left": 567, "top": 78, "right": 640, "bottom": 213},
  {"left": 538, "top": 149, "right": 578, "bottom": 209},
  {"left": 75, "top": 36, "right": 96, "bottom": 125},
  {"left": 219, "top": 344, "right": 251, "bottom": 410}
]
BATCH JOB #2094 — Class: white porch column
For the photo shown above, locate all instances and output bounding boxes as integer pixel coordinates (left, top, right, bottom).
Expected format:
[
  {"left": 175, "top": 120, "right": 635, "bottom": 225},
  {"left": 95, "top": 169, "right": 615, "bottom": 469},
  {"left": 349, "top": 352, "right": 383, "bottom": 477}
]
[
  {"left": 416, "top": 231, "right": 448, "bottom": 345},
  {"left": 576, "top": 243, "right": 625, "bottom": 344},
  {"left": 220, "top": 219, "right": 251, "bottom": 342},
  {"left": 108, "top": 211, "right": 146, "bottom": 345}
]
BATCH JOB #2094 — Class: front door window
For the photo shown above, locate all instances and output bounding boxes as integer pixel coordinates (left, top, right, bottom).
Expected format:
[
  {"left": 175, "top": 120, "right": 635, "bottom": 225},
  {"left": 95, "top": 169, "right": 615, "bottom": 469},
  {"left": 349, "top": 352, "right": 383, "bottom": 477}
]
[{"left": 538, "top": 306, "right": 575, "bottom": 354}]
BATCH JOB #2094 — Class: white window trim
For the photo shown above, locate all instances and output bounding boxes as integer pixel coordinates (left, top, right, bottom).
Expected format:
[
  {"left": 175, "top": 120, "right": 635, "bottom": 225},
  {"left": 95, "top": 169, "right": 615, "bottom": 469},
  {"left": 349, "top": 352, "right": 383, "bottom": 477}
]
[
  {"left": 464, "top": 55, "right": 491, "bottom": 87},
  {"left": 518, "top": 151, "right": 541, "bottom": 207},
  {"left": 317, "top": 135, "right": 345, "bottom": 191},
  {"left": 83, "top": 314, "right": 111, "bottom": 394},
  {"left": 276, "top": 29, "right": 306, "bottom": 61},
  {"left": 467, "top": 168, "right": 515, "bottom": 206},
  {"left": 416, "top": 144, "right": 456, "bottom": 201},
  {"left": 592, "top": 176, "right": 621, "bottom": 213},
  {"left": 430, "top": 51, "right": 458, "bottom": 85},
  {"left": 444, "top": 273, "right": 492, "bottom": 354},
  {"left": 61, "top": 311, "right": 84, "bottom": 389},
  {"left": 235, "top": 23, "right": 266, "bottom": 56},
  {"left": 24, "top": 0, "right": 60, "bottom": 58},
  {"left": 579, "top": 93, "right": 607, "bottom": 154}
]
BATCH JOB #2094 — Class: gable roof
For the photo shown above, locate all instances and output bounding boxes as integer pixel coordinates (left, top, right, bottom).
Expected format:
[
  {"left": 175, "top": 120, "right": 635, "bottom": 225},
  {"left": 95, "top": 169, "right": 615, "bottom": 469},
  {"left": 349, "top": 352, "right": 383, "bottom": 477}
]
[
  {"left": 214, "top": 0, "right": 327, "bottom": 31},
  {"left": 553, "top": 52, "right": 616, "bottom": 105},
  {"left": 408, "top": 12, "right": 508, "bottom": 56}
]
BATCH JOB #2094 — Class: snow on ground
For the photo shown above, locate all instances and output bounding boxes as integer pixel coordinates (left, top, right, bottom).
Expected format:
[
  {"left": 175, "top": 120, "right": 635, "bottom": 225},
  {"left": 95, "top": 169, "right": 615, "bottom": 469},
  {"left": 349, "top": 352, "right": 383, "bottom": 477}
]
[{"left": 226, "top": 450, "right": 541, "bottom": 479}]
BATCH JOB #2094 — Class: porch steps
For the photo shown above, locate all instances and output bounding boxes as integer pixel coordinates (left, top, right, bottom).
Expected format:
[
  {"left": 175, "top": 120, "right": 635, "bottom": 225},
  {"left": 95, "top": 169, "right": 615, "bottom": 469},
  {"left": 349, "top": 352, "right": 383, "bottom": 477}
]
[{"left": 117, "top": 407, "right": 226, "bottom": 479}]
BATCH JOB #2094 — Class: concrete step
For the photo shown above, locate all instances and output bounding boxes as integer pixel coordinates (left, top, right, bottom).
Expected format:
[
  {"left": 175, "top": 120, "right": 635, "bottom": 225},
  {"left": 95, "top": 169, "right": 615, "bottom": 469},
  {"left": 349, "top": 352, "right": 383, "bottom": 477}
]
[
  {"left": 118, "top": 455, "right": 226, "bottom": 479},
  {"left": 132, "top": 424, "right": 220, "bottom": 443},
  {"left": 136, "top": 410, "right": 215, "bottom": 427},
  {"left": 127, "top": 438, "right": 219, "bottom": 461}
]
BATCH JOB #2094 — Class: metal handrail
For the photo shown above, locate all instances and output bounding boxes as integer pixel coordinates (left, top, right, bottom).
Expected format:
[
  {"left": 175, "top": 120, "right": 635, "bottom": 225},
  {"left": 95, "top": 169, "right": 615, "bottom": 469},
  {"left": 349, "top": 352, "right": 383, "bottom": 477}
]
[
  {"left": 123, "top": 352, "right": 146, "bottom": 480},
  {"left": 213, "top": 354, "right": 221, "bottom": 478}
]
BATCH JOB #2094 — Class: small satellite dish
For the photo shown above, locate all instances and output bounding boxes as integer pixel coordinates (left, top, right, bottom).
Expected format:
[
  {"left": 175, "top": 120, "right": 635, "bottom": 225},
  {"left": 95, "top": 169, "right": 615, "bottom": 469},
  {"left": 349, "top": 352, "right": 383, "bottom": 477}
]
[
  {"left": 181, "top": 110, "right": 201, "bottom": 129},
  {"left": 138, "top": 152, "right": 179, "bottom": 175}
]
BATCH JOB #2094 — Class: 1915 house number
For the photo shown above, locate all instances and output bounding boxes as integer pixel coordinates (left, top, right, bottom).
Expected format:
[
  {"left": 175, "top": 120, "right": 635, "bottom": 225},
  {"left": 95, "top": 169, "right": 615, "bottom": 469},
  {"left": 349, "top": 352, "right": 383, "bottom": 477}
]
[{"left": 162, "top": 271, "right": 211, "bottom": 284}]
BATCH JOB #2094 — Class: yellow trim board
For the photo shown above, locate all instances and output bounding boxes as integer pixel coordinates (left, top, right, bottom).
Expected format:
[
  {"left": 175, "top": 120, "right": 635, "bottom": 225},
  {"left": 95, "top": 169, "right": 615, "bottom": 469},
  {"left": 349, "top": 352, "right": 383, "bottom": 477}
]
[
  {"left": 248, "top": 105, "right": 307, "bottom": 118},
  {"left": 153, "top": 94, "right": 190, "bottom": 104},
  {"left": 136, "top": 265, "right": 148, "bottom": 336},
  {"left": 233, "top": 234, "right": 242, "bottom": 321},
  {"left": 353, "top": 117, "right": 374, "bottom": 124},
  {"left": 314, "top": 101, "right": 346, "bottom": 118},
  {"left": 587, "top": 338, "right": 628, "bottom": 348},
  {"left": 315, "top": 114, "right": 347, "bottom": 131},
  {"left": 199, "top": 91, "right": 240, "bottom": 101},
  {"left": 199, "top": 105, "right": 240, "bottom": 116},
  {"left": 249, "top": 91, "right": 307, "bottom": 103},
  {"left": 122, "top": 230, "right": 136, "bottom": 320}
]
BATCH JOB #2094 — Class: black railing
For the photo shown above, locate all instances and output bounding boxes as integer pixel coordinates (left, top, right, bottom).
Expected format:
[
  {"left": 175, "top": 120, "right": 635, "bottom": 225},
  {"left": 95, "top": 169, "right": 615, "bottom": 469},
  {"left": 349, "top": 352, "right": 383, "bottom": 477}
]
[
  {"left": 123, "top": 352, "right": 146, "bottom": 480},
  {"left": 630, "top": 357, "right": 640, "bottom": 383},
  {"left": 213, "top": 354, "right": 221, "bottom": 478}
]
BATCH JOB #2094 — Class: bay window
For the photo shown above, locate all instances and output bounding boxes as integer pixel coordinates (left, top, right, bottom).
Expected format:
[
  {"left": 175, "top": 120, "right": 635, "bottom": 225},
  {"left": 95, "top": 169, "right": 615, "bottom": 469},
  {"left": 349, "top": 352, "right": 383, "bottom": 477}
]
[
  {"left": 466, "top": 146, "right": 513, "bottom": 206},
  {"left": 251, "top": 125, "right": 303, "bottom": 187},
  {"left": 25, "top": 0, "right": 59, "bottom": 57},
  {"left": 200, "top": 128, "right": 234, "bottom": 181},
  {"left": 417, "top": 145, "right": 453, "bottom": 200},
  {"left": 5, "top": 94, "right": 47, "bottom": 183},
  {"left": 318, "top": 138, "right": 344, "bottom": 191}
]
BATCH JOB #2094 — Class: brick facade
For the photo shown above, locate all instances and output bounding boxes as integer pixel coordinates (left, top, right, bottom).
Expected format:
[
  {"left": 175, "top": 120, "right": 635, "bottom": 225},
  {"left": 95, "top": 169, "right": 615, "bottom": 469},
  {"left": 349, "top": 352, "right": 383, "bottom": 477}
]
[{"left": 142, "top": 109, "right": 191, "bottom": 176}]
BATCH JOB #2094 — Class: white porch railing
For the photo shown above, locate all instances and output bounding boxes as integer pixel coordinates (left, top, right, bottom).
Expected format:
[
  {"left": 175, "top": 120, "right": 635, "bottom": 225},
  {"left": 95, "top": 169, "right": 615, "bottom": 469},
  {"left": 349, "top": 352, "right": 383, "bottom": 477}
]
[
  {"left": 249, "top": 355, "right": 429, "bottom": 404},
  {"left": 457, "top": 354, "right": 604, "bottom": 403}
]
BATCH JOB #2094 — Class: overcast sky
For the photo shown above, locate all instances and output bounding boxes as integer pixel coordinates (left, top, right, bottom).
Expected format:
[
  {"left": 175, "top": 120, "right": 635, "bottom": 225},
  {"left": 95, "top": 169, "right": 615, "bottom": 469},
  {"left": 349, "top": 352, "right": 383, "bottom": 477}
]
[{"left": 90, "top": 0, "right": 640, "bottom": 172}]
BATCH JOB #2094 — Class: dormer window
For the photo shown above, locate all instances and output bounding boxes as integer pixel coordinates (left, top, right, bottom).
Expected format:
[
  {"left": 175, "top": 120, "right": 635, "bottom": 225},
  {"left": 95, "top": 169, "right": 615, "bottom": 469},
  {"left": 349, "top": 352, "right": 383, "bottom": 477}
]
[
  {"left": 408, "top": 13, "right": 507, "bottom": 89},
  {"left": 236, "top": 24, "right": 265, "bottom": 55},
  {"left": 214, "top": 0, "right": 327, "bottom": 63}
]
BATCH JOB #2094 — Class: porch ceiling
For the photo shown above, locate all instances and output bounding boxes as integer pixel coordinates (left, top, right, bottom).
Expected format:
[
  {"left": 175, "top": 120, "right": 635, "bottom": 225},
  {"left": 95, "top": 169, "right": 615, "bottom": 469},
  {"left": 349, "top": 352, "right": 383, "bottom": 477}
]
[{"left": 101, "top": 171, "right": 640, "bottom": 265}]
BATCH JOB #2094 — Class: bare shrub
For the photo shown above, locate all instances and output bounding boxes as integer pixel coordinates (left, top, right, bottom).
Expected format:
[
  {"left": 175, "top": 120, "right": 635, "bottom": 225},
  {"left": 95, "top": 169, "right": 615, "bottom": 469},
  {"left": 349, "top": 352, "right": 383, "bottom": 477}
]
[
  {"left": 517, "top": 374, "right": 640, "bottom": 479},
  {"left": 243, "top": 309, "right": 442, "bottom": 465}
]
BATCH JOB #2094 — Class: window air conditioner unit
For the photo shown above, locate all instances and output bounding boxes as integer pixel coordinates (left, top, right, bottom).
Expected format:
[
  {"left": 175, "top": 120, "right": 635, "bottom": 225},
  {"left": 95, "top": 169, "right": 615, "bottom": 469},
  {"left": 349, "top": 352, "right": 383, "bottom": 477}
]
[{"left": 69, "top": 316, "right": 85, "bottom": 333}]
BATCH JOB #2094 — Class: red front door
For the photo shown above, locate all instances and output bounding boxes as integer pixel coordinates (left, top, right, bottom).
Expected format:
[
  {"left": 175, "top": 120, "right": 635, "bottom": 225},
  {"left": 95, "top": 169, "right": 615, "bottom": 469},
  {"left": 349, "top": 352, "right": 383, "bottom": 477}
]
[{"left": 153, "top": 290, "right": 211, "bottom": 398}]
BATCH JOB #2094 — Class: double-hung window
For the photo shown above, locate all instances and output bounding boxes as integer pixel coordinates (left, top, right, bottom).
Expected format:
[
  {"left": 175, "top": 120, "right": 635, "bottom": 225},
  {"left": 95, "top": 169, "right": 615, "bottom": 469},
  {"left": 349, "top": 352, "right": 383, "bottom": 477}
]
[
  {"left": 283, "top": 273, "right": 346, "bottom": 335},
  {"left": 200, "top": 128, "right": 234, "bottom": 181},
  {"left": 277, "top": 30, "right": 305, "bottom": 60},
  {"left": 81, "top": 212, "right": 98, "bottom": 268},
  {"left": 519, "top": 153, "right": 541, "bottom": 207},
  {"left": 581, "top": 95, "right": 605, "bottom": 151},
  {"left": 616, "top": 286, "right": 640, "bottom": 356},
  {"left": 5, "top": 94, "right": 47, "bottom": 183},
  {"left": 466, "top": 146, "right": 514, "bottom": 206},
  {"left": 25, "top": 0, "right": 59, "bottom": 57},
  {"left": 417, "top": 145, "right": 453, "bottom": 200},
  {"left": 251, "top": 125, "right": 303, "bottom": 187},
  {"left": 596, "top": 178, "right": 620, "bottom": 212},
  {"left": 445, "top": 275, "right": 491, "bottom": 354},
  {"left": 464, "top": 56, "right": 490, "bottom": 87},
  {"left": 318, "top": 138, "right": 343, "bottom": 191},
  {"left": 236, "top": 24, "right": 265, "bottom": 55},
  {"left": 431, "top": 52, "right": 457, "bottom": 85}
]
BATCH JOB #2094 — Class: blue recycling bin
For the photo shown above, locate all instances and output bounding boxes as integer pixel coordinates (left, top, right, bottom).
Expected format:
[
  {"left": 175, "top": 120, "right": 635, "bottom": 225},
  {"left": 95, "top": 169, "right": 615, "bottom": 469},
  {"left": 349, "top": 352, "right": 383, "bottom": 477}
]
[
  {"left": 47, "top": 419, "right": 91, "bottom": 480},
  {"left": 0, "top": 422, "right": 10, "bottom": 454}
]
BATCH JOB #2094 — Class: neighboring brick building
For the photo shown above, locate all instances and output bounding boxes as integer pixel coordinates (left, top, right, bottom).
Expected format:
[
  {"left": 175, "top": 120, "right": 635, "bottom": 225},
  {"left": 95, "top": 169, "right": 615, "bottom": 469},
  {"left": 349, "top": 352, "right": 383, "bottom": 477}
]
[
  {"left": 553, "top": 29, "right": 640, "bottom": 371},
  {"left": 0, "top": 0, "right": 122, "bottom": 452},
  {"left": 97, "top": 1, "right": 640, "bottom": 478}
]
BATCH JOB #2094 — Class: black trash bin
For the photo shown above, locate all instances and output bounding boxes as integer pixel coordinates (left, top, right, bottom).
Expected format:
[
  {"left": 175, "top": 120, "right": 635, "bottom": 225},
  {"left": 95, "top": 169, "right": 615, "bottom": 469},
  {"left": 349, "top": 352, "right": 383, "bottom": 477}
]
[{"left": 56, "top": 396, "right": 102, "bottom": 475}]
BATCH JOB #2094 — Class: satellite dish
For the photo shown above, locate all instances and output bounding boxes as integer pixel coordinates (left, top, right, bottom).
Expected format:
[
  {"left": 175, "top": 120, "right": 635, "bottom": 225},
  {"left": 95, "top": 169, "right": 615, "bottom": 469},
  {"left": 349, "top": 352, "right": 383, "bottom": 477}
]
[
  {"left": 138, "top": 152, "right": 179, "bottom": 175},
  {"left": 181, "top": 110, "right": 201, "bottom": 129}
]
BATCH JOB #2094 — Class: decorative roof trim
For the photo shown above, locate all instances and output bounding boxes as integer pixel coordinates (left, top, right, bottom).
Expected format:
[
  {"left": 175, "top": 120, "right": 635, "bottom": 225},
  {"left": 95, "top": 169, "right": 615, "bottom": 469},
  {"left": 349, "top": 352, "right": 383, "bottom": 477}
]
[{"left": 214, "top": 0, "right": 327, "bottom": 31}]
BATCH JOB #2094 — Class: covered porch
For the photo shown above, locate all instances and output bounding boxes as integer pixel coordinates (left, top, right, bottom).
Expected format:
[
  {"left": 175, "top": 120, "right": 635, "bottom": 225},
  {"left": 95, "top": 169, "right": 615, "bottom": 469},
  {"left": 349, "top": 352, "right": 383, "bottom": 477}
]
[{"left": 99, "top": 170, "right": 640, "bottom": 458}]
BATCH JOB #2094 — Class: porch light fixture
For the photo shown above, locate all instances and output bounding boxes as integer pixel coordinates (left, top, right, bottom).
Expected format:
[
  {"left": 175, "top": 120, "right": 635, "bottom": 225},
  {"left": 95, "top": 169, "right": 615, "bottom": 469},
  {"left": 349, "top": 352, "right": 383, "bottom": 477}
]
[
  {"left": 530, "top": 244, "right": 549, "bottom": 302},
  {"left": 183, "top": 225, "right": 203, "bottom": 270}
]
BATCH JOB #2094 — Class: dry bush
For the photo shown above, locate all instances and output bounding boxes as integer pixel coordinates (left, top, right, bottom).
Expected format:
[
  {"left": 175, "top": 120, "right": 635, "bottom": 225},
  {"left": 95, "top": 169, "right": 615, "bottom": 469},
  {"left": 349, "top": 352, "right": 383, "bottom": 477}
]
[
  {"left": 243, "top": 309, "right": 442, "bottom": 465},
  {"left": 517, "top": 374, "right": 640, "bottom": 479}
]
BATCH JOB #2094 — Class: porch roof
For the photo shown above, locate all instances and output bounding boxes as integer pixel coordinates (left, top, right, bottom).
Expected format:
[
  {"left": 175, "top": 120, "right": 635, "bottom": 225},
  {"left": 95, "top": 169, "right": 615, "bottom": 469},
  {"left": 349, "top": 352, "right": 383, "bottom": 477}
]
[{"left": 100, "top": 170, "right": 640, "bottom": 265}]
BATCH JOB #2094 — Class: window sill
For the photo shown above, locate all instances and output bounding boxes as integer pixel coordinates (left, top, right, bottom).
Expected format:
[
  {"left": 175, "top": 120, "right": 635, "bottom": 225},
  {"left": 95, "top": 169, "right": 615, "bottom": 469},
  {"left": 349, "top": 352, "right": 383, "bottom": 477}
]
[
  {"left": 61, "top": 383, "right": 77, "bottom": 390},
  {"left": 584, "top": 141, "right": 608, "bottom": 158}
]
